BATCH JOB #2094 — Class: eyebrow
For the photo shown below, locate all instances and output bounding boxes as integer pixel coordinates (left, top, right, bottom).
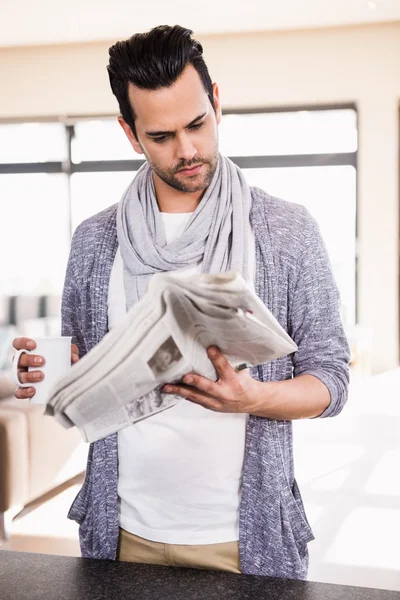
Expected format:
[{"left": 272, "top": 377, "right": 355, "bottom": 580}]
[{"left": 145, "top": 112, "right": 207, "bottom": 137}]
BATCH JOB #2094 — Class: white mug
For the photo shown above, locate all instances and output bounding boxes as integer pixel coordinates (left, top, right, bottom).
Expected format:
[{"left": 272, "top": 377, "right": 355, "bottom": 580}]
[{"left": 12, "top": 337, "right": 72, "bottom": 405}]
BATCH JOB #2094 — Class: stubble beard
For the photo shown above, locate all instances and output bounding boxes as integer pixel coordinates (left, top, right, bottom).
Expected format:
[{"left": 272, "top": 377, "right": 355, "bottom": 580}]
[{"left": 146, "top": 148, "right": 219, "bottom": 194}]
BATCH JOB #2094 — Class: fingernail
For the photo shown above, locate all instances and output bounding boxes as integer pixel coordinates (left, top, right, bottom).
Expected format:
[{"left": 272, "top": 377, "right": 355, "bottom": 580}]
[
  {"left": 164, "top": 386, "right": 172, "bottom": 393},
  {"left": 209, "top": 347, "right": 218, "bottom": 357},
  {"left": 27, "top": 341, "right": 35, "bottom": 349},
  {"left": 34, "top": 372, "right": 43, "bottom": 380},
  {"left": 184, "top": 376, "right": 193, "bottom": 384},
  {"left": 34, "top": 357, "right": 43, "bottom": 365},
  {"left": 28, "top": 388, "right": 35, "bottom": 395}
]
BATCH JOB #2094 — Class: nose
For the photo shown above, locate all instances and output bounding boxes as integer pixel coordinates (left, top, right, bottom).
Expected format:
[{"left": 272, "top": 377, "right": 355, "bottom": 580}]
[{"left": 175, "top": 133, "right": 197, "bottom": 163}]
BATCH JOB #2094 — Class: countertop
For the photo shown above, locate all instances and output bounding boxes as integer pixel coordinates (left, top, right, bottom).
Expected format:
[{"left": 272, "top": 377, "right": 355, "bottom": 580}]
[{"left": 1, "top": 551, "right": 399, "bottom": 600}]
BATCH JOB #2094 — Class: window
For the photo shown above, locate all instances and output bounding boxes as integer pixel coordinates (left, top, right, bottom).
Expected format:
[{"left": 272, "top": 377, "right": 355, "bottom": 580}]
[
  {"left": 219, "top": 109, "right": 357, "bottom": 156},
  {"left": 0, "top": 106, "right": 357, "bottom": 324},
  {"left": 0, "top": 173, "right": 69, "bottom": 295},
  {"left": 220, "top": 107, "right": 357, "bottom": 325},
  {"left": 0, "top": 122, "right": 67, "bottom": 163},
  {"left": 70, "top": 172, "right": 134, "bottom": 233}
]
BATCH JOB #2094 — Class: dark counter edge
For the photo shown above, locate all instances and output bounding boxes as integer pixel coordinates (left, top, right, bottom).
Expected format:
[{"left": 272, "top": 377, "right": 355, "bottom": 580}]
[{"left": 0, "top": 550, "right": 399, "bottom": 600}]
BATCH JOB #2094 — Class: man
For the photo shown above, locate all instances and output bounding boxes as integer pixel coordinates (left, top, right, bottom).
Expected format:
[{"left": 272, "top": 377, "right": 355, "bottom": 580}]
[{"left": 13, "top": 25, "right": 350, "bottom": 579}]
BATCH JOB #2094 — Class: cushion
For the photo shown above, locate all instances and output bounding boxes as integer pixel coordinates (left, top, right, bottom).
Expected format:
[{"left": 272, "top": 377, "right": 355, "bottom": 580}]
[{"left": 0, "top": 371, "right": 16, "bottom": 400}]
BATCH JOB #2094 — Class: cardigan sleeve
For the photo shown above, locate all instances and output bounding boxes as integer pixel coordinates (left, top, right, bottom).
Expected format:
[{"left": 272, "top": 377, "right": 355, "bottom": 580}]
[
  {"left": 61, "top": 226, "right": 88, "bottom": 359},
  {"left": 288, "top": 209, "right": 350, "bottom": 418}
]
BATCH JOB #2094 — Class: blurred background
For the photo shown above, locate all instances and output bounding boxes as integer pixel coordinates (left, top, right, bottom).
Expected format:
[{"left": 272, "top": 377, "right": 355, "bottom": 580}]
[{"left": 0, "top": 0, "right": 399, "bottom": 593}]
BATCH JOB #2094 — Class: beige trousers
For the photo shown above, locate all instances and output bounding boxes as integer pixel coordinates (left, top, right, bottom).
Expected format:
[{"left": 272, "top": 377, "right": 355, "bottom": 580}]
[{"left": 117, "top": 528, "right": 241, "bottom": 573}]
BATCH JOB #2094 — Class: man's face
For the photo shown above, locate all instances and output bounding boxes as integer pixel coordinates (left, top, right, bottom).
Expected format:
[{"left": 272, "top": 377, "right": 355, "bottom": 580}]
[
  {"left": 119, "top": 65, "right": 221, "bottom": 194},
  {"left": 156, "top": 349, "right": 173, "bottom": 372}
]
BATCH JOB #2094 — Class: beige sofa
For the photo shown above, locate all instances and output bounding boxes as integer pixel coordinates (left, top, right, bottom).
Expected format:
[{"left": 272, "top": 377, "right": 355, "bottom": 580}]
[
  {"left": 0, "top": 296, "right": 88, "bottom": 543},
  {"left": 0, "top": 379, "right": 87, "bottom": 542}
]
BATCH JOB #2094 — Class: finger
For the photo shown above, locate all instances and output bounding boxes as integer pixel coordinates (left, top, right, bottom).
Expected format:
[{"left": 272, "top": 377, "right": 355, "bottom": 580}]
[
  {"left": 183, "top": 394, "right": 222, "bottom": 411},
  {"left": 14, "top": 386, "right": 36, "bottom": 399},
  {"left": 18, "top": 354, "right": 45, "bottom": 369},
  {"left": 182, "top": 373, "right": 219, "bottom": 396},
  {"left": 71, "top": 344, "right": 79, "bottom": 356},
  {"left": 71, "top": 343, "right": 79, "bottom": 364},
  {"left": 163, "top": 384, "right": 221, "bottom": 411},
  {"left": 18, "top": 370, "right": 44, "bottom": 385},
  {"left": 207, "top": 347, "right": 235, "bottom": 381},
  {"left": 12, "top": 337, "right": 36, "bottom": 351}
]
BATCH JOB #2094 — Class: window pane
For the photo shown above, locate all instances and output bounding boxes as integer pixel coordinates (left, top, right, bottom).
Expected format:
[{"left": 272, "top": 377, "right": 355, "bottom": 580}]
[
  {"left": 244, "top": 166, "right": 356, "bottom": 325},
  {"left": 0, "top": 123, "right": 67, "bottom": 163},
  {"left": 0, "top": 174, "right": 70, "bottom": 295},
  {"left": 71, "top": 171, "right": 135, "bottom": 231},
  {"left": 72, "top": 119, "right": 134, "bottom": 162},
  {"left": 219, "top": 109, "right": 357, "bottom": 157}
]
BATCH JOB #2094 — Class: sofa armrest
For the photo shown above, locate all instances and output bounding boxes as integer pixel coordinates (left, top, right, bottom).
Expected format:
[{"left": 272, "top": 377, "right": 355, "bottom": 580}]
[
  {"left": 0, "top": 372, "right": 17, "bottom": 401},
  {"left": 0, "top": 396, "right": 87, "bottom": 517},
  {"left": 0, "top": 407, "right": 28, "bottom": 513}
]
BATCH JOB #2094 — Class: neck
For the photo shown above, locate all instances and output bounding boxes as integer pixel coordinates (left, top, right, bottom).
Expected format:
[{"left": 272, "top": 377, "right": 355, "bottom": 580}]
[{"left": 152, "top": 171, "right": 204, "bottom": 213}]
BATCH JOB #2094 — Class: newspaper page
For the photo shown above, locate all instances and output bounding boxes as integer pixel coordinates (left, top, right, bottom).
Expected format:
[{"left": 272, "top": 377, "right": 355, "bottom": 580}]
[
  {"left": 77, "top": 390, "right": 183, "bottom": 443},
  {"left": 47, "top": 271, "right": 298, "bottom": 442}
]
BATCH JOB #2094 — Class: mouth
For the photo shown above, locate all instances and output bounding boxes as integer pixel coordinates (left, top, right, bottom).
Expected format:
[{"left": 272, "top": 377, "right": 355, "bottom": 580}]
[{"left": 176, "top": 163, "right": 203, "bottom": 177}]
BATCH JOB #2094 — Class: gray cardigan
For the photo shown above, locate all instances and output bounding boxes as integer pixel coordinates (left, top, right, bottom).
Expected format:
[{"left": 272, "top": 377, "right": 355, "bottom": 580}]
[{"left": 62, "top": 186, "right": 350, "bottom": 579}]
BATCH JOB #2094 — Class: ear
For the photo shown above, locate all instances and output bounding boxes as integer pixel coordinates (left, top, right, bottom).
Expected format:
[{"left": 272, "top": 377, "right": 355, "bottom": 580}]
[
  {"left": 117, "top": 116, "right": 143, "bottom": 155},
  {"left": 212, "top": 83, "right": 222, "bottom": 125}
]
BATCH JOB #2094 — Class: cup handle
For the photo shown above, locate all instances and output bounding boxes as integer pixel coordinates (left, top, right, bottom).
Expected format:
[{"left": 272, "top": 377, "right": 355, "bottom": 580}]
[{"left": 12, "top": 349, "right": 33, "bottom": 388}]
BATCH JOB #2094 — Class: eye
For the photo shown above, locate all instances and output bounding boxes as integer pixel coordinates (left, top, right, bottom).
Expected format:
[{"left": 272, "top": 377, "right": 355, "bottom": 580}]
[
  {"left": 189, "top": 122, "right": 204, "bottom": 130},
  {"left": 153, "top": 136, "right": 168, "bottom": 144}
]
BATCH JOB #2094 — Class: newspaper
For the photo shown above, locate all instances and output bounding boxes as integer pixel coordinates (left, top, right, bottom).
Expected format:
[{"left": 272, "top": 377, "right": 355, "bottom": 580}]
[{"left": 46, "top": 271, "right": 298, "bottom": 442}]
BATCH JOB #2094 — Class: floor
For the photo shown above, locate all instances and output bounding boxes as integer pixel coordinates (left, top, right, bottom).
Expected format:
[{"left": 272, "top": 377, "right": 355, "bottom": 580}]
[{"left": 1, "top": 370, "right": 399, "bottom": 592}]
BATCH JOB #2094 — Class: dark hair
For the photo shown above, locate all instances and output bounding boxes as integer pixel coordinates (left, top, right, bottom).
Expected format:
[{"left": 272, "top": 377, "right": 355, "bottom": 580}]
[{"left": 107, "top": 25, "right": 215, "bottom": 138}]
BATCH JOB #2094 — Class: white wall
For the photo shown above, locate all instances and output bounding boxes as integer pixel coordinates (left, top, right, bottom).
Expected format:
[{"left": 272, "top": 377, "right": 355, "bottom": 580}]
[{"left": 0, "top": 22, "right": 399, "bottom": 372}]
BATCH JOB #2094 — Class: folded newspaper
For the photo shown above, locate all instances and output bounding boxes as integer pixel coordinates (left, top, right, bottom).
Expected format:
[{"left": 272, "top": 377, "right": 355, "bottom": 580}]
[{"left": 46, "top": 271, "right": 297, "bottom": 443}]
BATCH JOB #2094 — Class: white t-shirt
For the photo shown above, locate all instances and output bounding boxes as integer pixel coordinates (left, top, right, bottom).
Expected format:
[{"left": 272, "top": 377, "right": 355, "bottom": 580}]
[{"left": 109, "top": 212, "right": 255, "bottom": 545}]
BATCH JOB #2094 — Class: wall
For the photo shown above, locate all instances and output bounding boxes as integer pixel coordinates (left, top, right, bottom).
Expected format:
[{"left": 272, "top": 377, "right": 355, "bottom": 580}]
[{"left": 0, "top": 22, "right": 399, "bottom": 372}]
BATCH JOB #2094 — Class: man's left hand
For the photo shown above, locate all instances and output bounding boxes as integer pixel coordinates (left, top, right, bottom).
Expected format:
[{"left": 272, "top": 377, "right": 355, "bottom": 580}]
[{"left": 162, "top": 346, "right": 261, "bottom": 413}]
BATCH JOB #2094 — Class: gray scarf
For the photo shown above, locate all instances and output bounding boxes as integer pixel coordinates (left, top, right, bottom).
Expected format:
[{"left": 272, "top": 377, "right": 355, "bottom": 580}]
[{"left": 117, "top": 154, "right": 251, "bottom": 309}]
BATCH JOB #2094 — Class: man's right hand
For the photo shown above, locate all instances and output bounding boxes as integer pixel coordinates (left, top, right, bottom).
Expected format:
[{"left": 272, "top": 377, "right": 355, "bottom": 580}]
[{"left": 12, "top": 337, "right": 79, "bottom": 400}]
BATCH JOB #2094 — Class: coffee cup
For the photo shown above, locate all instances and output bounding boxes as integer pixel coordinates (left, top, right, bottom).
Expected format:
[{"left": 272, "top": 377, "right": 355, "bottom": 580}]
[{"left": 12, "top": 337, "right": 72, "bottom": 405}]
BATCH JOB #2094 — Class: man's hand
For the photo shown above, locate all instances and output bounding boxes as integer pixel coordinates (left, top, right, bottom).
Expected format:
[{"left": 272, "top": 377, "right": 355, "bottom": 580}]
[
  {"left": 12, "top": 337, "right": 79, "bottom": 400},
  {"left": 162, "top": 346, "right": 261, "bottom": 413},
  {"left": 162, "top": 346, "right": 331, "bottom": 419}
]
